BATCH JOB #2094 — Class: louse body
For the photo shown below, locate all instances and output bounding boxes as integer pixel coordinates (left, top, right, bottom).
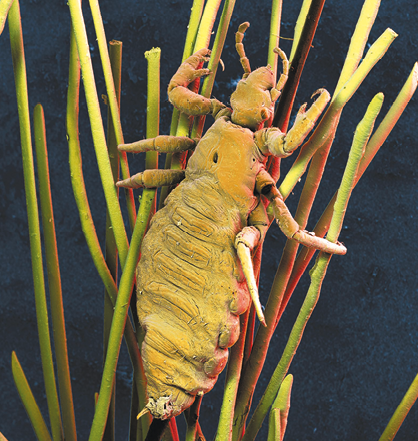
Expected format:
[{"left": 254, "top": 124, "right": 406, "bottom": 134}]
[
  {"left": 117, "top": 23, "right": 346, "bottom": 419},
  {"left": 136, "top": 117, "right": 265, "bottom": 418}
]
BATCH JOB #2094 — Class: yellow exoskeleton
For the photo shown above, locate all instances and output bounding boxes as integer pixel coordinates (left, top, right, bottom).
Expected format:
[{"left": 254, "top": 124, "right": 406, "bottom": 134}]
[{"left": 117, "top": 23, "right": 346, "bottom": 420}]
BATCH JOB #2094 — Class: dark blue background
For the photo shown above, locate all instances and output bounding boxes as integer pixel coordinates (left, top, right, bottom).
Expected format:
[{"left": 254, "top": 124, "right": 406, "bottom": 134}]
[{"left": 0, "top": 0, "right": 417, "bottom": 439}]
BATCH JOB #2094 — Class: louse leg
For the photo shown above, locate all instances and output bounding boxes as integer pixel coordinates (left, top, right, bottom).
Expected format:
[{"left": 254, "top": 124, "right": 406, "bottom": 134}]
[
  {"left": 282, "top": 88, "right": 330, "bottom": 153},
  {"left": 256, "top": 169, "right": 347, "bottom": 255},
  {"left": 116, "top": 136, "right": 194, "bottom": 189},
  {"left": 272, "top": 192, "right": 346, "bottom": 254},
  {"left": 254, "top": 88, "right": 330, "bottom": 158},
  {"left": 235, "top": 226, "right": 267, "bottom": 327},
  {"left": 235, "top": 201, "right": 270, "bottom": 326},
  {"left": 168, "top": 48, "right": 227, "bottom": 118},
  {"left": 116, "top": 169, "right": 185, "bottom": 189},
  {"left": 118, "top": 135, "right": 197, "bottom": 154}
]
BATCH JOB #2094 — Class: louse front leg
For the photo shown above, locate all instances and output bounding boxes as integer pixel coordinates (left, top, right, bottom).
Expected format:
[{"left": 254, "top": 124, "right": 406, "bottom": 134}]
[
  {"left": 255, "top": 88, "right": 330, "bottom": 158},
  {"left": 168, "top": 48, "right": 228, "bottom": 118},
  {"left": 256, "top": 169, "right": 347, "bottom": 255}
]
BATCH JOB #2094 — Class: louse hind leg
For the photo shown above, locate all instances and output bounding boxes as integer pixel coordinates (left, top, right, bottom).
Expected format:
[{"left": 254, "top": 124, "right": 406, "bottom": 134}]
[
  {"left": 235, "top": 201, "right": 271, "bottom": 326},
  {"left": 256, "top": 169, "right": 347, "bottom": 255},
  {"left": 235, "top": 226, "right": 267, "bottom": 327},
  {"left": 116, "top": 135, "right": 196, "bottom": 188},
  {"left": 167, "top": 48, "right": 227, "bottom": 118}
]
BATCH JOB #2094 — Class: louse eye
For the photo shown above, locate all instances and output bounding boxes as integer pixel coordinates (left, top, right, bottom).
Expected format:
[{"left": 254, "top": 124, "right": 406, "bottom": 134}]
[{"left": 213, "top": 152, "right": 218, "bottom": 163}]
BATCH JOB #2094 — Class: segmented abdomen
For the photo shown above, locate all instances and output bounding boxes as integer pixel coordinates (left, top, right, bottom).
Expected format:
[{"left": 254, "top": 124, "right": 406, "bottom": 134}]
[{"left": 137, "top": 174, "right": 251, "bottom": 418}]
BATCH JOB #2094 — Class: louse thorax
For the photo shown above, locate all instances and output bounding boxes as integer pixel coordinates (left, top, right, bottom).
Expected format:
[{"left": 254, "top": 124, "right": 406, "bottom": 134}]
[
  {"left": 230, "top": 66, "right": 276, "bottom": 131},
  {"left": 186, "top": 117, "right": 265, "bottom": 215}
]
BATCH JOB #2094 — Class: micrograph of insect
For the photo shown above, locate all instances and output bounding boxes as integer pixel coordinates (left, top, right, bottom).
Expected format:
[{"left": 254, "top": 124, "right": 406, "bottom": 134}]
[{"left": 116, "top": 22, "right": 346, "bottom": 419}]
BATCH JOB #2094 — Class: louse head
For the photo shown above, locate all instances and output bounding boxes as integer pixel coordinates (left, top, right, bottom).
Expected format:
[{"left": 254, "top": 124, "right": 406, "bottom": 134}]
[
  {"left": 230, "top": 65, "right": 276, "bottom": 131},
  {"left": 231, "top": 22, "right": 288, "bottom": 131}
]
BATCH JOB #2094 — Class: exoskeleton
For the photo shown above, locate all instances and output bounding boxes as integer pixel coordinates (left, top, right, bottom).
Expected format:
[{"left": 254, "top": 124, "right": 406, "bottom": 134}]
[{"left": 117, "top": 23, "right": 346, "bottom": 420}]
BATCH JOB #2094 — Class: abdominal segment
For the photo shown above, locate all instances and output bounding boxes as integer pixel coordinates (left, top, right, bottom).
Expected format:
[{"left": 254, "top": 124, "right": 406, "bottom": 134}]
[{"left": 136, "top": 177, "right": 251, "bottom": 417}]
